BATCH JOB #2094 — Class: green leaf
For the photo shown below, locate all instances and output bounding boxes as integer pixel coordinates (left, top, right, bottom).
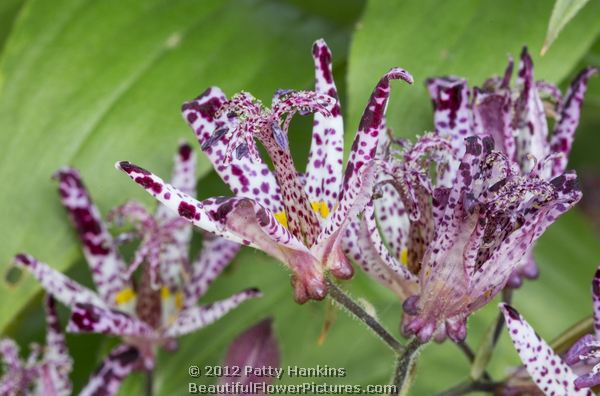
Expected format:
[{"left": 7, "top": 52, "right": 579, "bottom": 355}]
[
  {"left": 0, "top": 0, "right": 354, "bottom": 332},
  {"left": 347, "top": 0, "right": 600, "bottom": 142},
  {"left": 566, "top": 37, "right": 600, "bottom": 170},
  {"left": 543, "top": 0, "right": 591, "bottom": 55},
  {"left": 0, "top": 0, "right": 23, "bottom": 57}
]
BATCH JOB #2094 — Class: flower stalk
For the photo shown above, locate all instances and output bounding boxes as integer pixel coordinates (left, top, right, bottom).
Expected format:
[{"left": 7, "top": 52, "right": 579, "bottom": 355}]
[
  {"left": 325, "top": 278, "right": 403, "bottom": 354},
  {"left": 390, "top": 338, "right": 423, "bottom": 396},
  {"left": 145, "top": 370, "right": 154, "bottom": 396}
]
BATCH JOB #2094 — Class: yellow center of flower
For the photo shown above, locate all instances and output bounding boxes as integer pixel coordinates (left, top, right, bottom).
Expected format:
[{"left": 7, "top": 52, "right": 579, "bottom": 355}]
[
  {"left": 114, "top": 287, "right": 136, "bottom": 305},
  {"left": 161, "top": 286, "right": 184, "bottom": 310},
  {"left": 274, "top": 211, "right": 289, "bottom": 228},
  {"left": 175, "top": 292, "right": 184, "bottom": 310},
  {"left": 310, "top": 201, "right": 330, "bottom": 219},
  {"left": 399, "top": 248, "right": 408, "bottom": 266},
  {"left": 274, "top": 201, "right": 330, "bottom": 230}
]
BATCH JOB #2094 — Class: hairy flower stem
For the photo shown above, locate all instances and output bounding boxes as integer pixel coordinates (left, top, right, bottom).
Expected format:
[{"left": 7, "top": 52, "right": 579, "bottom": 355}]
[
  {"left": 390, "top": 338, "right": 423, "bottom": 395},
  {"left": 325, "top": 278, "right": 404, "bottom": 354},
  {"left": 145, "top": 370, "right": 153, "bottom": 396}
]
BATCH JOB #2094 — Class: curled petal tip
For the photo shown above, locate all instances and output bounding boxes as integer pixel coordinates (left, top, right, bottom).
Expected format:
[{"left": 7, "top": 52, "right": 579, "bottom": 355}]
[
  {"left": 499, "top": 303, "right": 521, "bottom": 321},
  {"left": 247, "top": 287, "right": 263, "bottom": 298},
  {"left": 312, "top": 38, "right": 328, "bottom": 49},
  {"left": 52, "top": 166, "right": 78, "bottom": 181},
  {"left": 115, "top": 161, "right": 150, "bottom": 176},
  {"left": 13, "top": 253, "right": 31, "bottom": 266},
  {"left": 385, "top": 67, "right": 414, "bottom": 84},
  {"left": 178, "top": 142, "right": 193, "bottom": 160}
]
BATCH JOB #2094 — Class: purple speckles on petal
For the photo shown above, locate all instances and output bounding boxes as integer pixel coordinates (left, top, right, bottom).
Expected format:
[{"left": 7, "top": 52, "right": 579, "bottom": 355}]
[{"left": 178, "top": 202, "right": 197, "bottom": 220}]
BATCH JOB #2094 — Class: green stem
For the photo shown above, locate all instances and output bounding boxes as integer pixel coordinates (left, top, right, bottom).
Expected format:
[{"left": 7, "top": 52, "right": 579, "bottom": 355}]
[
  {"left": 390, "top": 337, "right": 423, "bottom": 395},
  {"left": 145, "top": 369, "right": 153, "bottom": 396},
  {"left": 325, "top": 278, "right": 404, "bottom": 354}
]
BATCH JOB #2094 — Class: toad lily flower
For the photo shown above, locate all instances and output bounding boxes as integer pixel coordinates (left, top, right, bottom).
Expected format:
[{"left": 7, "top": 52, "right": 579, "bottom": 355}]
[
  {"left": 426, "top": 47, "right": 597, "bottom": 287},
  {"left": 562, "top": 266, "right": 600, "bottom": 390},
  {"left": 115, "top": 39, "right": 413, "bottom": 303},
  {"left": 345, "top": 134, "right": 581, "bottom": 342},
  {"left": 499, "top": 300, "right": 595, "bottom": 396},
  {"left": 14, "top": 142, "right": 259, "bottom": 373},
  {"left": 0, "top": 296, "right": 72, "bottom": 396}
]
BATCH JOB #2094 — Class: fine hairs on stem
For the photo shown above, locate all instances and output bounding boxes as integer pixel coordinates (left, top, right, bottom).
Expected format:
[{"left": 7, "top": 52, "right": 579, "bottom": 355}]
[
  {"left": 390, "top": 338, "right": 423, "bottom": 395},
  {"left": 325, "top": 278, "right": 404, "bottom": 354},
  {"left": 326, "top": 278, "right": 426, "bottom": 396}
]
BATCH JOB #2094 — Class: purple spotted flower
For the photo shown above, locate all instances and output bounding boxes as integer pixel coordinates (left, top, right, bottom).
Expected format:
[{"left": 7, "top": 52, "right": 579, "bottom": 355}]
[
  {"left": 115, "top": 39, "right": 413, "bottom": 303},
  {"left": 499, "top": 298, "right": 597, "bottom": 395},
  {"left": 14, "top": 142, "right": 259, "bottom": 378},
  {"left": 426, "top": 47, "right": 597, "bottom": 287},
  {"left": 561, "top": 266, "right": 600, "bottom": 390},
  {"left": 0, "top": 296, "right": 72, "bottom": 396},
  {"left": 345, "top": 134, "right": 581, "bottom": 342}
]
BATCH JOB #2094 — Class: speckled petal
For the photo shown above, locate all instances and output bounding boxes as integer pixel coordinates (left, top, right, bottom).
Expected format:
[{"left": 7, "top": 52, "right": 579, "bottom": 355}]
[
  {"left": 0, "top": 339, "right": 22, "bottom": 395},
  {"left": 500, "top": 303, "right": 592, "bottom": 396},
  {"left": 338, "top": 68, "right": 413, "bottom": 207},
  {"left": 182, "top": 87, "right": 283, "bottom": 214},
  {"left": 593, "top": 267, "right": 600, "bottom": 337},
  {"left": 13, "top": 254, "right": 107, "bottom": 309},
  {"left": 470, "top": 172, "right": 581, "bottom": 310},
  {"left": 472, "top": 89, "right": 515, "bottom": 160},
  {"left": 304, "top": 39, "right": 344, "bottom": 214},
  {"left": 184, "top": 233, "right": 241, "bottom": 308},
  {"left": 43, "top": 295, "right": 72, "bottom": 396},
  {"left": 155, "top": 142, "right": 197, "bottom": 289},
  {"left": 513, "top": 47, "right": 549, "bottom": 172},
  {"left": 79, "top": 344, "right": 141, "bottom": 396},
  {"left": 54, "top": 168, "right": 127, "bottom": 302},
  {"left": 115, "top": 161, "right": 326, "bottom": 303},
  {"left": 342, "top": 201, "right": 418, "bottom": 300},
  {"left": 549, "top": 67, "right": 598, "bottom": 176},
  {"left": 115, "top": 161, "right": 244, "bottom": 244},
  {"left": 426, "top": 77, "right": 471, "bottom": 149},
  {"left": 372, "top": 125, "right": 410, "bottom": 259},
  {"left": 321, "top": 68, "right": 413, "bottom": 245},
  {"left": 67, "top": 303, "right": 154, "bottom": 339},
  {"left": 426, "top": 76, "right": 471, "bottom": 185},
  {"left": 399, "top": 133, "right": 452, "bottom": 274},
  {"left": 201, "top": 197, "right": 325, "bottom": 303},
  {"left": 0, "top": 339, "right": 20, "bottom": 373},
  {"left": 315, "top": 161, "right": 378, "bottom": 280},
  {"left": 166, "top": 288, "right": 261, "bottom": 337}
]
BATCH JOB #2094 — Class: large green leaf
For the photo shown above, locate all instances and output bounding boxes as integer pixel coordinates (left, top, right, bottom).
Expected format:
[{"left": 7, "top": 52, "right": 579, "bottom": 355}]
[
  {"left": 0, "top": 0, "right": 23, "bottom": 55},
  {"left": 0, "top": 0, "right": 358, "bottom": 332},
  {"left": 347, "top": 0, "right": 600, "bottom": 141}
]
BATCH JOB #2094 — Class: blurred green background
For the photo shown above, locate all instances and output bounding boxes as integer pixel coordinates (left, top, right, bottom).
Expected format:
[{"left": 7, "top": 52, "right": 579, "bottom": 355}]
[{"left": 0, "top": 0, "right": 599, "bottom": 394}]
